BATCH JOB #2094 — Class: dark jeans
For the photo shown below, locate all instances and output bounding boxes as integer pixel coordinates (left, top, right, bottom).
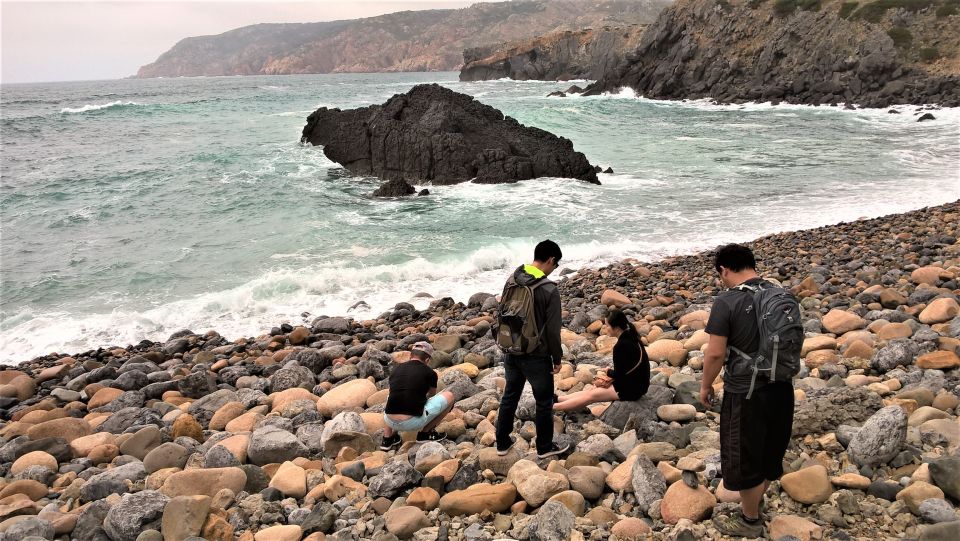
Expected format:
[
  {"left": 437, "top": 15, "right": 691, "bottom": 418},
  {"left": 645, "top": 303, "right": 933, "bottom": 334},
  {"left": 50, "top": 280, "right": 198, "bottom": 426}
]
[{"left": 495, "top": 353, "right": 555, "bottom": 454}]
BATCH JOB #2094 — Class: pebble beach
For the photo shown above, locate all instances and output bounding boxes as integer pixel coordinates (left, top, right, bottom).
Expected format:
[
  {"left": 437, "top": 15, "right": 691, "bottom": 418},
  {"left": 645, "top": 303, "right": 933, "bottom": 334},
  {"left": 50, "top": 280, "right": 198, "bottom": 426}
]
[{"left": 0, "top": 200, "right": 959, "bottom": 541}]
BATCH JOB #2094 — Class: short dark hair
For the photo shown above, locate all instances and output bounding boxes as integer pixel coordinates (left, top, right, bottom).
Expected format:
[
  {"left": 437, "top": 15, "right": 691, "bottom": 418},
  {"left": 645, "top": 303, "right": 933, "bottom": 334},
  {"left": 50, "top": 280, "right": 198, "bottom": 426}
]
[
  {"left": 715, "top": 244, "right": 756, "bottom": 273},
  {"left": 534, "top": 239, "right": 562, "bottom": 263},
  {"left": 410, "top": 349, "right": 430, "bottom": 361}
]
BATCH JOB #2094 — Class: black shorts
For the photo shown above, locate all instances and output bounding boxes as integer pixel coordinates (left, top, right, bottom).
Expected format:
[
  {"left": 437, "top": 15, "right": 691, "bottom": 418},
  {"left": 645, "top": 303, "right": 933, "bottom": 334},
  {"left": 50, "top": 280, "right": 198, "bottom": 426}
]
[{"left": 719, "top": 381, "right": 795, "bottom": 491}]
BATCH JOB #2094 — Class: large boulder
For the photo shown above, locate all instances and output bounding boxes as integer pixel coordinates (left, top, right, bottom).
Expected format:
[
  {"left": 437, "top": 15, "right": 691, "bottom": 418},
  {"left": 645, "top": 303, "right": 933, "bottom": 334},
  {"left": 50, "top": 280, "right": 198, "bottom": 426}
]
[
  {"left": 103, "top": 490, "right": 169, "bottom": 541},
  {"left": 247, "top": 426, "right": 308, "bottom": 465},
  {"left": 848, "top": 405, "right": 908, "bottom": 467},
  {"left": 600, "top": 384, "right": 674, "bottom": 429},
  {"left": 301, "top": 84, "right": 599, "bottom": 187}
]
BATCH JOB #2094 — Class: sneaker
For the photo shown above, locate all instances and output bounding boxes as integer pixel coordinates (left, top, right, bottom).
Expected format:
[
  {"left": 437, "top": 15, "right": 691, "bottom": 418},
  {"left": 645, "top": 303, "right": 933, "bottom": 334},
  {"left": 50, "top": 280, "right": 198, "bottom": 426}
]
[
  {"left": 712, "top": 511, "right": 764, "bottom": 539},
  {"left": 379, "top": 433, "right": 401, "bottom": 451},
  {"left": 496, "top": 437, "right": 516, "bottom": 456},
  {"left": 416, "top": 430, "right": 447, "bottom": 442},
  {"left": 536, "top": 442, "right": 571, "bottom": 460}
]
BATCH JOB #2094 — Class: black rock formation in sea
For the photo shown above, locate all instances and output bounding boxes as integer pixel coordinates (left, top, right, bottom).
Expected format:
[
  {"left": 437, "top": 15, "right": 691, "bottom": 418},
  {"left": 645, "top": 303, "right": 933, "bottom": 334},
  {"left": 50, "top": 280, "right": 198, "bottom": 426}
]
[
  {"left": 582, "top": 0, "right": 960, "bottom": 107},
  {"left": 301, "top": 84, "right": 599, "bottom": 195}
]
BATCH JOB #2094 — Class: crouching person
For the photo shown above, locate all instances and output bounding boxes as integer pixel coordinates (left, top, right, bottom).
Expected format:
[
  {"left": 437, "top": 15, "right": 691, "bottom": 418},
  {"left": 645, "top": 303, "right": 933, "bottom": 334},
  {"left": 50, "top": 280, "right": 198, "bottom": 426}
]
[{"left": 380, "top": 341, "right": 454, "bottom": 450}]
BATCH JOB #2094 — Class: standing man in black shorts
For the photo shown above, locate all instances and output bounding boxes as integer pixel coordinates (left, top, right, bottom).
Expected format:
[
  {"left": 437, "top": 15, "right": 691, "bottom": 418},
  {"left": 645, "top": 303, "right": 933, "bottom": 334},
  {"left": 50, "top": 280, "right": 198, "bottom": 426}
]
[{"left": 700, "top": 244, "right": 795, "bottom": 538}]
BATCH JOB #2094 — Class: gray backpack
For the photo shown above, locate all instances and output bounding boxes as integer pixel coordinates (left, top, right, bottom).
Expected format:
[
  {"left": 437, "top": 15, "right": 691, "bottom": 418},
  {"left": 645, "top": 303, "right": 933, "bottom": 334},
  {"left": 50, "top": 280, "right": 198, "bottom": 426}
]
[
  {"left": 726, "top": 281, "right": 804, "bottom": 398},
  {"left": 496, "top": 276, "right": 545, "bottom": 355}
]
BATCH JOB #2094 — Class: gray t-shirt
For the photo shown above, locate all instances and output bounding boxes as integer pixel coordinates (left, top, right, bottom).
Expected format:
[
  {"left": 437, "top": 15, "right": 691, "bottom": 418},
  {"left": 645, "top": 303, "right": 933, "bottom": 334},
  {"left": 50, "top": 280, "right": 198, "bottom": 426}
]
[{"left": 705, "top": 278, "right": 766, "bottom": 394}]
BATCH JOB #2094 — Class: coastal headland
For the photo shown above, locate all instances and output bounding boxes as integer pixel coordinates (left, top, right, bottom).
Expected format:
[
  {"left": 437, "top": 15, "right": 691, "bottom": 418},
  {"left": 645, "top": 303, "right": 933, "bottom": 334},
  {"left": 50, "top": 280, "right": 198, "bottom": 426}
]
[{"left": 1, "top": 201, "right": 958, "bottom": 540}]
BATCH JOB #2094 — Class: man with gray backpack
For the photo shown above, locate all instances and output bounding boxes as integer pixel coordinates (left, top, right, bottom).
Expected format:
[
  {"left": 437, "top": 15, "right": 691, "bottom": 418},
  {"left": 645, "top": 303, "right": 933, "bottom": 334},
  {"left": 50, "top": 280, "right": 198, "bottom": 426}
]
[
  {"left": 701, "top": 244, "right": 803, "bottom": 538},
  {"left": 494, "top": 239, "right": 570, "bottom": 459}
]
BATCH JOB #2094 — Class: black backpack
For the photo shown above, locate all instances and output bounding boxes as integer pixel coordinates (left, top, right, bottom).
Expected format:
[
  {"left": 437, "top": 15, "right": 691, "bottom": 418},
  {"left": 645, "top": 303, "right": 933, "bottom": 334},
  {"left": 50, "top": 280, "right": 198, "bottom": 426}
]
[{"left": 726, "top": 281, "right": 804, "bottom": 398}]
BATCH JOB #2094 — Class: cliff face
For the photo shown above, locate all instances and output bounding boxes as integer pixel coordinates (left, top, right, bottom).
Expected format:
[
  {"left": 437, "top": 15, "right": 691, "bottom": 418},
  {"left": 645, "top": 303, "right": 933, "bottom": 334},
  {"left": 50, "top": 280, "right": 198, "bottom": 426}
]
[
  {"left": 459, "top": 25, "right": 647, "bottom": 81},
  {"left": 136, "top": 0, "right": 671, "bottom": 78},
  {"left": 583, "top": 0, "right": 960, "bottom": 107}
]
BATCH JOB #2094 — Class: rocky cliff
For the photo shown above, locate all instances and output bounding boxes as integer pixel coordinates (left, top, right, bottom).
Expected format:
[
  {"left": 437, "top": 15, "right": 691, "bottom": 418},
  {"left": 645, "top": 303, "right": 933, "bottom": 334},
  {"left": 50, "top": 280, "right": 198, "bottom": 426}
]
[
  {"left": 459, "top": 25, "right": 647, "bottom": 81},
  {"left": 136, "top": 0, "right": 671, "bottom": 78},
  {"left": 582, "top": 0, "right": 960, "bottom": 107},
  {"left": 300, "top": 84, "right": 599, "bottom": 194}
]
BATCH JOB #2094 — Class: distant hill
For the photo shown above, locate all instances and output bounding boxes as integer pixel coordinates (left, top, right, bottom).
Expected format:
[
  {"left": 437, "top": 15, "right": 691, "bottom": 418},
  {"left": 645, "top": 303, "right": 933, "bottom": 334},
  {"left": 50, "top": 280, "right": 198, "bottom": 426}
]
[
  {"left": 582, "top": 0, "right": 960, "bottom": 107},
  {"left": 459, "top": 24, "right": 648, "bottom": 81},
  {"left": 135, "top": 0, "right": 672, "bottom": 78}
]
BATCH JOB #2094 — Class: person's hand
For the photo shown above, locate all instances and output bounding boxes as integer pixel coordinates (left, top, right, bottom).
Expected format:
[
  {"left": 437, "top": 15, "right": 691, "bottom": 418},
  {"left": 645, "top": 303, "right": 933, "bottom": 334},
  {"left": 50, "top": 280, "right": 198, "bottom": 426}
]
[
  {"left": 699, "top": 385, "right": 715, "bottom": 408},
  {"left": 552, "top": 363, "right": 561, "bottom": 374}
]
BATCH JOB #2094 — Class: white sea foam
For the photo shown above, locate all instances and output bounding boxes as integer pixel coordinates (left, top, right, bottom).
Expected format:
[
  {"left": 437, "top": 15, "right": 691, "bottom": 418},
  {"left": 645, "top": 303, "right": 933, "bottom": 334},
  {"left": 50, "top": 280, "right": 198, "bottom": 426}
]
[{"left": 60, "top": 101, "right": 142, "bottom": 114}]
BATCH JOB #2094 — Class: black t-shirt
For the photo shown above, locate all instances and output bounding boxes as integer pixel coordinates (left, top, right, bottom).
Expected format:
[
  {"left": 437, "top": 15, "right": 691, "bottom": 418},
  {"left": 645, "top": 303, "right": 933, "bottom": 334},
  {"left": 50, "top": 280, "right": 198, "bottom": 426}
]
[
  {"left": 385, "top": 360, "right": 439, "bottom": 416},
  {"left": 705, "top": 277, "right": 765, "bottom": 394}
]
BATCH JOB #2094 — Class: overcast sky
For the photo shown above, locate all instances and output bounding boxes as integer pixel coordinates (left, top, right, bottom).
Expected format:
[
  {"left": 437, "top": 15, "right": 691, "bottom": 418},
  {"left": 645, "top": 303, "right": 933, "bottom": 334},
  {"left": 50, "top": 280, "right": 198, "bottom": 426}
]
[{"left": 1, "top": 1, "right": 482, "bottom": 84}]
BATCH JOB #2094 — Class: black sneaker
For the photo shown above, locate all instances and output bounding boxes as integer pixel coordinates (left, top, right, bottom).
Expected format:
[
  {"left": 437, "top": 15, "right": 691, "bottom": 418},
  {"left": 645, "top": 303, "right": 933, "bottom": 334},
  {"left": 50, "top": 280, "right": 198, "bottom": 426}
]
[
  {"left": 380, "top": 433, "right": 401, "bottom": 451},
  {"left": 416, "top": 430, "right": 447, "bottom": 442},
  {"left": 496, "top": 436, "right": 516, "bottom": 456},
  {"left": 536, "top": 442, "right": 571, "bottom": 460}
]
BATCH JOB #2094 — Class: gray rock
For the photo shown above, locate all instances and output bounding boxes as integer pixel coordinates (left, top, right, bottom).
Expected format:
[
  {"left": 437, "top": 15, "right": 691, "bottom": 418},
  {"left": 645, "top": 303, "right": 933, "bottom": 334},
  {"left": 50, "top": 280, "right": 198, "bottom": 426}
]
[
  {"left": 178, "top": 371, "right": 217, "bottom": 399},
  {"left": 526, "top": 500, "right": 575, "bottom": 541},
  {"left": 793, "top": 386, "right": 884, "bottom": 436},
  {"left": 836, "top": 425, "right": 860, "bottom": 448},
  {"left": 103, "top": 490, "right": 169, "bottom": 541},
  {"left": 600, "top": 384, "right": 674, "bottom": 430},
  {"left": 848, "top": 405, "right": 908, "bottom": 467},
  {"left": 919, "top": 521, "right": 960, "bottom": 541},
  {"left": 296, "top": 421, "right": 327, "bottom": 454},
  {"left": 320, "top": 412, "right": 367, "bottom": 449},
  {"left": 368, "top": 461, "right": 423, "bottom": 498},
  {"left": 143, "top": 442, "right": 189, "bottom": 474},
  {"left": 97, "top": 407, "right": 162, "bottom": 434},
  {"left": 205, "top": 444, "right": 241, "bottom": 468},
  {"left": 80, "top": 461, "right": 147, "bottom": 502},
  {"left": 51, "top": 388, "right": 81, "bottom": 402},
  {"left": 247, "top": 426, "right": 307, "bottom": 465},
  {"left": 239, "top": 464, "right": 270, "bottom": 493},
  {"left": 313, "top": 317, "right": 352, "bottom": 334},
  {"left": 92, "top": 390, "right": 146, "bottom": 413},
  {"left": 576, "top": 434, "right": 615, "bottom": 458},
  {"left": 872, "top": 339, "right": 920, "bottom": 372},
  {"left": 74, "top": 499, "right": 112, "bottom": 541},
  {"left": 438, "top": 369, "right": 479, "bottom": 402},
  {"left": 301, "top": 502, "right": 337, "bottom": 534},
  {"left": 919, "top": 499, "right": 957, "bottom": 524},
  {"left": 270, "top": 364, "right": 316, "bottom": 393},
  {"left": 163, "top": 337, "right": 190, "bottom": 355},
  {"left": 414, "top": 441, "right": 450, "bottom": 470},
  {"left": 631, "top": 453, "right": 667, "bottom": 514},
  {"left": 930, "top": 456, "right": 960, "bottom": 501},
  {"left": 4, "top": 517, "right": 54, "bottom": 540}
]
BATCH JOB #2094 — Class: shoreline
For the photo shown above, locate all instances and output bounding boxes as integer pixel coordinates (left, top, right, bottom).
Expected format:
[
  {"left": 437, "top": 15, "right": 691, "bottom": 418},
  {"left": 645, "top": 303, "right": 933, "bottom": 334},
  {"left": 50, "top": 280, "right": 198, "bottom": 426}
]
[
  {"left": 7, "top": 199, "right": 960, "bottom": 370},
  {"left": 0, "top": 200, "right": 958, "bottom": 539}
]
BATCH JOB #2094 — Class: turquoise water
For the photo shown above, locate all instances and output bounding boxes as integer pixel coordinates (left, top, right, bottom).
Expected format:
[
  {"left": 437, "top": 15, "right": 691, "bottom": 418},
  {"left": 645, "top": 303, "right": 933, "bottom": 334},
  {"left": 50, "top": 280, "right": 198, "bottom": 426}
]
[{"left": 2, "top": 72, "right": 959, "bottom": 363}]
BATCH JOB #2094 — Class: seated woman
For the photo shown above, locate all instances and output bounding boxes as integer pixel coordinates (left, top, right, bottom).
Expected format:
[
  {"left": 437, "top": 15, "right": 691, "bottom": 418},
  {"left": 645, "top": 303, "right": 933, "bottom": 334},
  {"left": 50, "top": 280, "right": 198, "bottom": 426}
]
[{"left": 554, "top": 309, "right": 650, "bottom": 411}]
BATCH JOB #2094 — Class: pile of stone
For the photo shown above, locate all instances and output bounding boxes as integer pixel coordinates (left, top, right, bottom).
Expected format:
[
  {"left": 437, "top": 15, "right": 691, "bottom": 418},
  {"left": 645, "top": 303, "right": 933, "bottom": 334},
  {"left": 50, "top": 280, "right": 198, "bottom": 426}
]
[{"left": 0, "top": 201, "right": 958, "bottom": 541}]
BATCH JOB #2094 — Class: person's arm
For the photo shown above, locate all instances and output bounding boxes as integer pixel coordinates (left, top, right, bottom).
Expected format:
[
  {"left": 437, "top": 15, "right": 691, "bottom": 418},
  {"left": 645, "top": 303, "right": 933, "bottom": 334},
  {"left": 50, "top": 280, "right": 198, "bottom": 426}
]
[
  {"left": 701, "top": 298, "right": 730, "bottom": 407},
  {"left": 700, "top": 333, "right": 727, "bottom": 407},
  {"left": 543, "top": 286, "right": 563, "bottom": 367}
]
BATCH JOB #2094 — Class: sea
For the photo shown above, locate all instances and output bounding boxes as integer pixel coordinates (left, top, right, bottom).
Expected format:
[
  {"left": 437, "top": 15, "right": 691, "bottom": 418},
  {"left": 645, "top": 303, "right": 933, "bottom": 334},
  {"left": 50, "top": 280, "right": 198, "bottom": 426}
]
[{"left": 2, "top": 72, "right": 959, "bottom": 364}]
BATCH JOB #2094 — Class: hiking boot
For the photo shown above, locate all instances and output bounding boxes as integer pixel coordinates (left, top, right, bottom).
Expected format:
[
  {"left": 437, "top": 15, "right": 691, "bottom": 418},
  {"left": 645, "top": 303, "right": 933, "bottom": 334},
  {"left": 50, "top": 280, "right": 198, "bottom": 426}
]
[
  {"left": 712, "top": 511, "right": 764, "bottom": 539},
  {"left": 497, "top": 436, "right": 516, "bottom": 456},
  {"left": 416, "top": 430, "right": 447, "bottom": 442},
  {"left": 537, "top": 442, "right": 571, "bottom": 460},
  {"left": 379, "top": 433, "right": 401, "bottom": 451}
]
